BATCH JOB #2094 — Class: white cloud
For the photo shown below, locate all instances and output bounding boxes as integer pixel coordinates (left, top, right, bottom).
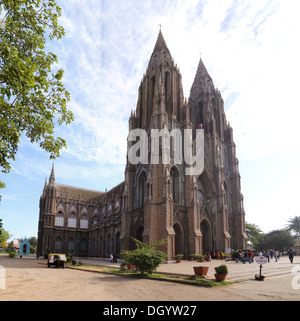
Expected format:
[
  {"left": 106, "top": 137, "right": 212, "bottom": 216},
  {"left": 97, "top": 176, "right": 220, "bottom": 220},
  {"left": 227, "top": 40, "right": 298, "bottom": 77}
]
[{"left": 4, "top": 0, "right": 300, "bottom": 238}]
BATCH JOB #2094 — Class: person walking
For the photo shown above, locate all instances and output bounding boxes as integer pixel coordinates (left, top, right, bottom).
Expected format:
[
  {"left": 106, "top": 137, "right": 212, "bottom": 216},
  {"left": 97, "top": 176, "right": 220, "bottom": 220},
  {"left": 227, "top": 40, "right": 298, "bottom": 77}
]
[
  {"left": 274, "top": 249, "right": 278, "bottom": 262},
  {"left": 266, "top": 250, "right": 270, "bottom": 262},
  {"left": 288, "top": 249, "right": 295, "bottom": 263},
  {"left": 248, "top": 250, "right": 254, "bottom": 263},
  {"left": 110, "top": 253, "right": 114, "bottom": 263}
]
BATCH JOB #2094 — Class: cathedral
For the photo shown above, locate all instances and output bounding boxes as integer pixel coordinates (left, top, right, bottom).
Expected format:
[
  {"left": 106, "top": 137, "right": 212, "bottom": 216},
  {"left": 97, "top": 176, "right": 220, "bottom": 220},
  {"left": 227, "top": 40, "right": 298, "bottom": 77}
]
[{"left": 37, "top": 31, "right": 247, "bottom": 259}]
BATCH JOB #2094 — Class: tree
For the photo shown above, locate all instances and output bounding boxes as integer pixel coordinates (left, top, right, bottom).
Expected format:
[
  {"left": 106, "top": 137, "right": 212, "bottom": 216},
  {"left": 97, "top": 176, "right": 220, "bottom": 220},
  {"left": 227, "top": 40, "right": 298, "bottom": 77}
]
[
  {"left": 0, "top": 226, "right": 12, "bottom": 246},
  {"left": 29, "top": 236, "right": 37, "bottom": 253},
  {"left": 0, "top": 181, "right": 5, "bottom": 204},
  {"left": 245, "top": 222, "right": 264, "bottom": 249},
  {"left": 286, "top": 216, "right": 300, "bottom": 237},
  {"left": 0, "top": 0, "right": 74, "bottom": 176},
  {"left": 123, "top": 238, "right": 167, "bottom": 274},
  {"left": 258, "top": 229, "right": 294, "bottom": 252}
]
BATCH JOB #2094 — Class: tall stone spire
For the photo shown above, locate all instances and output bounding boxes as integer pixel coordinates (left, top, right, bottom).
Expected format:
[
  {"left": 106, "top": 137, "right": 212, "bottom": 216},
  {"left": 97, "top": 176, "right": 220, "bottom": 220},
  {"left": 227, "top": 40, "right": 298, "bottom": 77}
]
[
  {"left": 189, "top": 58, "right": 215, "bottom": 99},
  {"left": 49, "top": 163, "right": 55, "bottom": 185},
  {"left": 148, "top": 30, "right": 172, "bottom": 67}
]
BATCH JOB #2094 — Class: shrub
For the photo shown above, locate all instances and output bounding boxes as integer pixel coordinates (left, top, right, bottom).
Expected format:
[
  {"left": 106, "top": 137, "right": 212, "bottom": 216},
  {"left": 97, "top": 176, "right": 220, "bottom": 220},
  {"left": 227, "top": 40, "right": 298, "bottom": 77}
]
[
  {"left": 215, "top": 264, "right": 228, "bottom": 275},
  {"left": 196, "top": 254, "right": 204, "bottom": 261},
  {"left": 8, "top": 252, "right": 16, "bottom": 258},
  {"left": 72, "top": 260, "right": 77, "bottom": 265},
  {"left": 78, "top": 261, "right": 83, "bottom": 266},
  {"left": 43, "top": 247, "right": 50, "bottom": 259},
  {"left": 122, "top": 237, "right": 167, "bottom": 274}
]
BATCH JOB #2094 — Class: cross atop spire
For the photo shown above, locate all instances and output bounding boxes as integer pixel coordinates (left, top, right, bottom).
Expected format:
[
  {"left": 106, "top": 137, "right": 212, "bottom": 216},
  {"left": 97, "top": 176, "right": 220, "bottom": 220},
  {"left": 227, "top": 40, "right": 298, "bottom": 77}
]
[{"left": 158, "top": 23, "right": 162, "bottom": 31}]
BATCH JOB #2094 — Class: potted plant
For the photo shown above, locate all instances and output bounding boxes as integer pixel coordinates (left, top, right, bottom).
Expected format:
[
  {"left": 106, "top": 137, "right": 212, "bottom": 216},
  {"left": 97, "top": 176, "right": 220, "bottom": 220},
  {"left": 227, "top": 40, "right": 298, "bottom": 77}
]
[
  {"left": 214, "top": 264, "right": 228, "bottom": 282},
  {"left": 193, "top": 266, "right": 209, "bottom": 276},
  {"left": 205, "top": 253, "right": 211, "bottom": 262},
  {"left": 196, "top": 254, "right": 204, "bottom": 262},
  {"left": 188, "top": 254, "right": 196, "bottom": 261},
  {"left": 175, "top": 254, "right": 183, "bottom": 263}
]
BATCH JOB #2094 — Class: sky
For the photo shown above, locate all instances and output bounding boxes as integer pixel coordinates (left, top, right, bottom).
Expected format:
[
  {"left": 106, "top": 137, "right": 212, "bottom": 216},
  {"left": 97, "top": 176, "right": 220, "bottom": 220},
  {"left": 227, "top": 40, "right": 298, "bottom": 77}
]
[{"left": 1, "top": 0, "right": 300, "bottom": 241}]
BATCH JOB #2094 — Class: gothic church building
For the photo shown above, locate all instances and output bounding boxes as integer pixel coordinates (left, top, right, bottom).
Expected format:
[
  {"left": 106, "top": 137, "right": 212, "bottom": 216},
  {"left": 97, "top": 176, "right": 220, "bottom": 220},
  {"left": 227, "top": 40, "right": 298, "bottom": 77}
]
[{"left": 37, "top": 31, "right": 247, "bottom": 259}]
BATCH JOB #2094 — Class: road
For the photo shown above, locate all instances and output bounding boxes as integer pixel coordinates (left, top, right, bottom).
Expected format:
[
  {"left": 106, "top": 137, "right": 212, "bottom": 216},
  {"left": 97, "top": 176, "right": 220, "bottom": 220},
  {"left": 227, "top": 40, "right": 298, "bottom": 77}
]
[{"left": 0, "top": 255, "right": 300, "bottom": 301}]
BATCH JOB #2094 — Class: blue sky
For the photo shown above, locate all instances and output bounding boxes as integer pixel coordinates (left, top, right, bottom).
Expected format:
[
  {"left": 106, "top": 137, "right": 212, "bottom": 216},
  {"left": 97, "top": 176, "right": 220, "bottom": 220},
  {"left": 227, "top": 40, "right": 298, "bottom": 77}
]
[{"left": 1, "top": 0, "right": 300, "bottom": 241}]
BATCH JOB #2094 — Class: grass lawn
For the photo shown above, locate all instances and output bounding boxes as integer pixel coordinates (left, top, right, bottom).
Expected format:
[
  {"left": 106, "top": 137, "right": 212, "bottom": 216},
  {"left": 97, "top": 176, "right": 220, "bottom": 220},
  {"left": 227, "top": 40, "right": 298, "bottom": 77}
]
[{"left": 66, "top": 263, "right": 232, "bottom": 288}]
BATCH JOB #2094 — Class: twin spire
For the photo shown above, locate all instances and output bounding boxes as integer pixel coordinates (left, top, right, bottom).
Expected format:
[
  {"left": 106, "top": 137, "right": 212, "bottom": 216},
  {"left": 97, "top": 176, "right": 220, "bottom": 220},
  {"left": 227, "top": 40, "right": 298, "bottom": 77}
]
[{"left": 149, "top": 29, "right": 213, "bottom": 94}]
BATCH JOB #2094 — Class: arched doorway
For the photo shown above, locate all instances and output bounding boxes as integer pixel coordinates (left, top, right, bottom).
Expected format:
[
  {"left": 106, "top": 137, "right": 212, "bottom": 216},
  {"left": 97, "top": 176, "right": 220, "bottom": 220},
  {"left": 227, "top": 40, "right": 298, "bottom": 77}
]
[
  {"left": 115, "top": 232, "right": 121, "bottom": 256},
  {"left": 174, "top": 223, "right": 184, "bottom": 255},
  {"left": 200, "top": 220, "right": 211, "bottom": 252},
  {"left": 135, "top": 225, "right": 144, "bottom": 243}
]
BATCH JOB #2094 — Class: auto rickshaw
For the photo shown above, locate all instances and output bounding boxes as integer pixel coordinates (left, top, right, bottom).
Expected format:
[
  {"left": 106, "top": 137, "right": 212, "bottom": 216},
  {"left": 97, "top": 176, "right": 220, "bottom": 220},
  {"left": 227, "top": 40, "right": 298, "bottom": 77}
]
[{"left": 47, "top": 254, "right": 67, "bottom": 268}]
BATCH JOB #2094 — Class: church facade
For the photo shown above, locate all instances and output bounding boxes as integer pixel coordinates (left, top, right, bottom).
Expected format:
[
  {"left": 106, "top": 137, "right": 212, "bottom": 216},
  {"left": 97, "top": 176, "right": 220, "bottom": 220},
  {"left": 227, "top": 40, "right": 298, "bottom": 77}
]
[{"left": 37, "top": 31, "right": 247, "bottom": 259}]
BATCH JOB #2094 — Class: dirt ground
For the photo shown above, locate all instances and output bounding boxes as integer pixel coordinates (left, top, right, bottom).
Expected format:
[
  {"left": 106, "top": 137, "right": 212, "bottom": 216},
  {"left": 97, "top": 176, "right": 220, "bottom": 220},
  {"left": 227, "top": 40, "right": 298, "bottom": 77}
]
[{"left": 1, "top": 255, "right": 300, "bottom": 301}]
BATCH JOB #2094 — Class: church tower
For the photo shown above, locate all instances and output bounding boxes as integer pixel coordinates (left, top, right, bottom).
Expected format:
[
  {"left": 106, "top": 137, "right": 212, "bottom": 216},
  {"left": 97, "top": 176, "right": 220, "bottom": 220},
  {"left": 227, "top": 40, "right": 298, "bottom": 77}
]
[
  {"left": 189, "top": 57, "right": 247, "bottom": 251},
  {"left": 121, "top": 30, "right": 247, "bottom": 259}
]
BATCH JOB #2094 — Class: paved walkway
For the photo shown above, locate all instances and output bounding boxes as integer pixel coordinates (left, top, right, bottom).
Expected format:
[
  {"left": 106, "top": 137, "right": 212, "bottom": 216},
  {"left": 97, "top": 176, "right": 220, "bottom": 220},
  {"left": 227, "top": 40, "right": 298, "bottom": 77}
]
[{"left": 77, "top": 255, "right": 298, "bottom": 281}]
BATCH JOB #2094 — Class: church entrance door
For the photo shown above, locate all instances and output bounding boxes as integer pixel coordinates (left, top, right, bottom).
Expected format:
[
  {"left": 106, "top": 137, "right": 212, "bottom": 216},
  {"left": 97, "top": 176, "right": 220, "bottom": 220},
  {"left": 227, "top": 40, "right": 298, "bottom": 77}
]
[
  {"left": 174, "top": 223, "right": 184, "bottom": 255},
  {"left": 200, "top": 220, "right": 211, "bottom": 252}
]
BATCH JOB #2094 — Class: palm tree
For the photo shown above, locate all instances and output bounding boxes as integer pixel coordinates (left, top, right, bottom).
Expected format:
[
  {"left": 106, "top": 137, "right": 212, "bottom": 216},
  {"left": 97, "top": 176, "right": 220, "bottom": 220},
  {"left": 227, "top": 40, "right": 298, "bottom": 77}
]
[{"left": 286, "top": 216, "right": 300, "bottom": 236}]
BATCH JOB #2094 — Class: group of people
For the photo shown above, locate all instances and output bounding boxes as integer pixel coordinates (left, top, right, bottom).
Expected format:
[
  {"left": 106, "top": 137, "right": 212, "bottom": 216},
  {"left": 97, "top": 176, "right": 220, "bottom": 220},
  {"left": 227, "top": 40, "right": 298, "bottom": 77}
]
[
  {"left": 258, "top": 249, "right": 280, "bottom": 262},
  {"left": 110, "top": 253, "right": 118, "bottom": 263},
  {"left": 231, "top": 249, "right": 296, "bottom": 264},
  {"left": 231, "top": 250, "right": 255, "bottom": 263}
]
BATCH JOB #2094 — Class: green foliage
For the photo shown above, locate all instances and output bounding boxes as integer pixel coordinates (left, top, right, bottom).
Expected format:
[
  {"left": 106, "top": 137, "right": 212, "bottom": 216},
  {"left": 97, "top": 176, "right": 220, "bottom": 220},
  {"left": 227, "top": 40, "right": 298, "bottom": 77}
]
[
  {"left": 286, "top": 216, "right": 300, "bottom": 236},
  {"left": 196, "top": 254, "right": 204, "bottom": 261},
  {"left": 123, "top": 237, "right": 167, "bottom": 274},
  {"left": 29, "top": 236, "right": 37, "bottom": 254},
  {"left": 0, "top": 0, "right": 74, "bottom": 174},
  {"left": 0, "top": 181, "right": 5, "bottom": 205},
  {"left": 5, "top": 241, "right": 14, "bottom": 253},
  {"left": 214, "top": 264, "right": 228, "bottom": 275},
  {"left": 175, "top": 253, "right": 183, "bottom": 259},
  {"left": 258, "top": 229, "right": 294, "bottom": 252},
  {"left": 43, "top": 247, "right": 50, "bottom": 259},
  {"left": 0, "top": 226, "right": 12, "bottom": 245},
  {"left": 72, "top": 259, "right": 76, "bottom": 265},
  {"left": 8, "top": 251, "right": 16, "bottom": 258},
  {"left": 246, "top": 222, "right": 264, "bottom": 249}
]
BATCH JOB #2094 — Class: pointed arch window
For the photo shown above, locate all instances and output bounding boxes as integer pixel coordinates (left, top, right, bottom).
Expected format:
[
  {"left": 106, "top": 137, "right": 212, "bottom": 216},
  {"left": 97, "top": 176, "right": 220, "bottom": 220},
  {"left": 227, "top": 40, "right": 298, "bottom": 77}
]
[
  {"left": 68, "top": 238, "right": 74, "bottom": 254},
  {"left": 68, "top": 214, "right": 77, "bottom": 228},
  {"left": 165, "top": 71, "right": 171, "bottom": 113},
  {"left": 138, "top": 171, "right": 146, "bottom": 208},
  {"left": 54, "top": 237, "right": 62, "bottom": 252},
  {"left": 171, "top": 167, "right": 180, "bottom": 204},
  {"left": 55, "top": 211, "right": 64, "bottom": 227},
  {"left": 197, "top": 178, "right": 205, "bottom": 207},
  {"left": 80, "top": 215, "right": 88, "bottom": 229}
]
